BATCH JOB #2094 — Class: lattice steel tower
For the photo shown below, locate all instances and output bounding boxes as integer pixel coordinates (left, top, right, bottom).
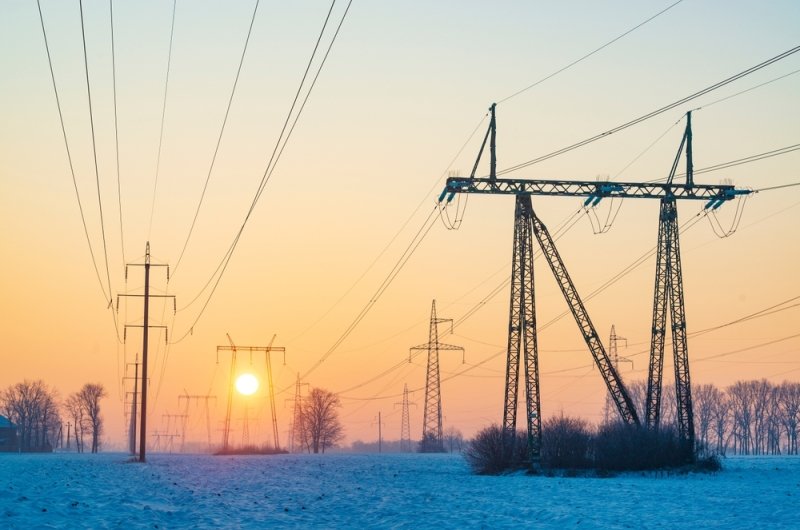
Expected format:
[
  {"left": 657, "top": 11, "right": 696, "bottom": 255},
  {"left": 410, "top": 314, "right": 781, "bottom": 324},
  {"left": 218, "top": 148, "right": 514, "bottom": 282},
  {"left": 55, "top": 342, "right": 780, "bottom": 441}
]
[
  {"left": 410, "top": 300, "right": 464, "bottom": 452},
  {"left": 438, "top": 106, "right": 750, "bottom": 463},
  {"left": 398, "top": 384, "right": 412, "bottom": 452}
]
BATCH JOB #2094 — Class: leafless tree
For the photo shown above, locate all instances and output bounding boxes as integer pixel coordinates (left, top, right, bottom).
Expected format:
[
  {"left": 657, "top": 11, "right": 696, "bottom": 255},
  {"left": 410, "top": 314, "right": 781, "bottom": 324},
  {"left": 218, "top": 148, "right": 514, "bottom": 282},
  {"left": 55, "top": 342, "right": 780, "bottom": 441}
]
[
  {"left": 728, "top": 381, "right": 754, "bottom": 454},
  {"left": 778, "top": 382, "right": 800, "bottom": 455},
  {"left": 693, "top": 384, "right": 718, "bottom": 454},
  {"left": 443, "top": 426, "right": 464, "bottom": 453},
  {"left": 64, "top": 393, "right": 86, "bottom": 453},
  {"left": 299, "top": 388, "right": 344, "bottom": 454},
  {"left": 0, "top": 380, "right": 61, "bottom": 452},
  {"left": 77, "top": 383, "right": 107, "bottom": 453}
]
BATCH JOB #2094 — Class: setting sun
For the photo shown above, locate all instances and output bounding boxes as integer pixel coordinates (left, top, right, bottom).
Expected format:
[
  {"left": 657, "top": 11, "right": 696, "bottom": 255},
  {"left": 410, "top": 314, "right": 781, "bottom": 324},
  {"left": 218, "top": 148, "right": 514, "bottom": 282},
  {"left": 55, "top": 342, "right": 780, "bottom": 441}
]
[{"left": 235, "top": 373, "right": 259, "bottom": 396}]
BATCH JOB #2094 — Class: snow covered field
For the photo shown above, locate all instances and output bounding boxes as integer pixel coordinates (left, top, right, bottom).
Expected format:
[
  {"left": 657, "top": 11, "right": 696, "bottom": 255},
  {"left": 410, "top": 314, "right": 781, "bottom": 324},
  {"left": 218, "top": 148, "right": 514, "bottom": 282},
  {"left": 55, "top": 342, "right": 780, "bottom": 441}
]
[{"left": 1, "top": 452, "right": 799, "bottom": 528}]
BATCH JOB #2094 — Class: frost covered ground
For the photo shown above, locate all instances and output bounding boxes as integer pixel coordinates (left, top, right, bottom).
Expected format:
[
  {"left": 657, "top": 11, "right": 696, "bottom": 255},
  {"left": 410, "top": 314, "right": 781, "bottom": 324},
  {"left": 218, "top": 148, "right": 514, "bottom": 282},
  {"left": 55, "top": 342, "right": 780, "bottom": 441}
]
[{"left": 1, "top": 452, "right": 799, "bottom": 528}]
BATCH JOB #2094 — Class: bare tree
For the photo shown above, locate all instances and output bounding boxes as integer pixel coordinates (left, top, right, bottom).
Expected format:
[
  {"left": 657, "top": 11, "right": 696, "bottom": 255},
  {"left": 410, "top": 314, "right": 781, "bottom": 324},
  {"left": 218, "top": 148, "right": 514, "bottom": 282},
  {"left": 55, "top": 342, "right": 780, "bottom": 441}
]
[
  {"left": 777, "top": 382, "right": 800, "bottom": 455},
  {"left": 64, "top": 393, "right": 86, "bottom": 453},
  {"left": 299, "top": 388, "right": 344, "bottom": 454},
  {"left": 78, "top": 384, "right": 107, "bottom": 453},
  {"left": 693, "top": 384, "right": 718, "bottom": 454},
  {"left": 0, "top": 380, "right": 61, "bottom": 452},
  {"left": 443, "top": 426, "right": 464, "bottom": 453},
  {"left": 728, "top": 381, "right": 755, "bottom": 454}
]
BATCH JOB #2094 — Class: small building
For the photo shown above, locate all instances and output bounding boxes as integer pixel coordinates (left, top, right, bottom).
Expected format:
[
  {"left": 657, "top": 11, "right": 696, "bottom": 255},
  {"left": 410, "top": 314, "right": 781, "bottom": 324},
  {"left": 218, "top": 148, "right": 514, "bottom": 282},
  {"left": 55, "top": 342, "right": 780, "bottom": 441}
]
[{"left": 0, "top": 415, "right": 18, "bottom": 452}]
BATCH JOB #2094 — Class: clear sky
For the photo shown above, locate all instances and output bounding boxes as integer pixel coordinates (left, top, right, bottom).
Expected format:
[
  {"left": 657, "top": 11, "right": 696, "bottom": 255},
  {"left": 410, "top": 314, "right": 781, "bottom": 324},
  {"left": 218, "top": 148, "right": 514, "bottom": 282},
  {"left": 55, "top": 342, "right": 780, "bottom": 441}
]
[{"left": 1, "top": 0, "right": 798, "bottom": 449}]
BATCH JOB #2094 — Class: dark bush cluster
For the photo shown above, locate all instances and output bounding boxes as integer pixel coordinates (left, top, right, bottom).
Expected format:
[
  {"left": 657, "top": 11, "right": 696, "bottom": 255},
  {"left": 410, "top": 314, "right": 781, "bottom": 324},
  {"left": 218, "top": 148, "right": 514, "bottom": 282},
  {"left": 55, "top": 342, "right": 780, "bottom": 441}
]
[
  {"left": 463, "top": 425, "right": 528, "bottom": 475},
  {"left": 464, "top": 417, "right": 722, "bottom": 475}
]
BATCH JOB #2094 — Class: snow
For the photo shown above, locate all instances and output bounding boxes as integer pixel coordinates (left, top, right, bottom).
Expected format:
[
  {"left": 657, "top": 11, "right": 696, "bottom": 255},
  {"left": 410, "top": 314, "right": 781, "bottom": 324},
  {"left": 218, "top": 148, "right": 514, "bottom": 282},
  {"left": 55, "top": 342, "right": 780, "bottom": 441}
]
[{"left": 1, "top": 452, "right": 799, "bottom": 528}]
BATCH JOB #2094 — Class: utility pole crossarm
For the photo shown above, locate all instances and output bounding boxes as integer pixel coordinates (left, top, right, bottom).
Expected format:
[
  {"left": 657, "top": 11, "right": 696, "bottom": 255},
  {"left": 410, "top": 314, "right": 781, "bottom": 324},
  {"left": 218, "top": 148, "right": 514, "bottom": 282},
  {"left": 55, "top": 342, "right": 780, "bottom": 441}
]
[{"left": 441, "top": 177, "right": 750, "bottom": 205}]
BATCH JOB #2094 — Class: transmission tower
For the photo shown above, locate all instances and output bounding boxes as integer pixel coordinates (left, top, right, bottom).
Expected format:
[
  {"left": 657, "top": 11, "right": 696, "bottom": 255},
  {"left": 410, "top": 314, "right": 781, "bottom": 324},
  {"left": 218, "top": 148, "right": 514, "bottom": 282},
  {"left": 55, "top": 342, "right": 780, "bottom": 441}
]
[
  {"left": 178, "top": 393, "right": 217, "bottom": 450},
  {"left": 410, "top": 300, "right": 464, "bottom": 452},
  {"left": 609, "top": 325, "right": 632, "bottom": 371},
  {"left": 394, "top": 384, "right": 416, "bottom": 452},
  {"left": 288, "top": 373, "right": 309, "bottom": 453},
  {"left": 438, "top": 106, "right": 750, "bottom": 463},
  {"left": 216, "top": 334, "right": 286, "bottom": 451},
  {"left": 117, "top": 242, "right": 175, "bottom": 463}
]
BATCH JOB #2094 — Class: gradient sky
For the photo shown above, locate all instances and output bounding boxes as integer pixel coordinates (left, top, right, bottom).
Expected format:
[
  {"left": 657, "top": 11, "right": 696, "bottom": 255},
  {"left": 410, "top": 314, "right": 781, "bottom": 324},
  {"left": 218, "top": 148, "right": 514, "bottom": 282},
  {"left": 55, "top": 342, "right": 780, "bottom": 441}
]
[{"left": 1, "top": 0, "right": 798, "bottom": 449}]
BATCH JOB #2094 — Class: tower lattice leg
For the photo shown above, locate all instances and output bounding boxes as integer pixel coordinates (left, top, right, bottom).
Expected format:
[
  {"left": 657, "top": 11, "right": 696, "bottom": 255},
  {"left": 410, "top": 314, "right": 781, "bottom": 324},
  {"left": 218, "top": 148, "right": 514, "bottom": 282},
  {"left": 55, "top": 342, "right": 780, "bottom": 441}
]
[{"left": 503, "top": 196, "right": 541, "bottom": 461}]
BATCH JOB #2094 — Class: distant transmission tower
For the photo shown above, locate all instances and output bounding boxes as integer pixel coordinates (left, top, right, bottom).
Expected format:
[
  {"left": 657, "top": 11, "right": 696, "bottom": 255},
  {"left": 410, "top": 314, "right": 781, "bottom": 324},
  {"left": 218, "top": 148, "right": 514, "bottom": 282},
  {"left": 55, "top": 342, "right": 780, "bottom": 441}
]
[
  {"left": 609, "top": 325, "right": 632, "bottom": 371},
  {"left": 394, "top": 384, "right": 416, "bottom": 452},
  {"left": 289, "top": 374, "right": 309, "bottom": 453},
  {"left": 605, "top": 325, "right": 633, "bottom": 423},
  {"left": 410, "top": 300, "right": 464, "bottom": 452}
]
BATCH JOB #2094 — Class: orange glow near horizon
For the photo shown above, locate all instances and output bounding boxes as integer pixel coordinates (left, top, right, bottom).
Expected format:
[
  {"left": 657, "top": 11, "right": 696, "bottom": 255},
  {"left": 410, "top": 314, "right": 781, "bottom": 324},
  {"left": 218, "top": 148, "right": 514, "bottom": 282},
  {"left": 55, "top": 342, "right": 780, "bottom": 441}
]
[{"left": 0, "top": 1, "right": 798, "bottom": 450}]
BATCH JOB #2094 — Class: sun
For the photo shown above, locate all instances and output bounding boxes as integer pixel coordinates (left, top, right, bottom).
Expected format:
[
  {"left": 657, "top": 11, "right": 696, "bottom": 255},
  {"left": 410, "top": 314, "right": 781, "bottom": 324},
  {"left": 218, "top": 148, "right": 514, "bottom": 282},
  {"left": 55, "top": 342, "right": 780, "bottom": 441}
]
[{"left": 235, "top": 373, "right": 259, "bottom": 396}]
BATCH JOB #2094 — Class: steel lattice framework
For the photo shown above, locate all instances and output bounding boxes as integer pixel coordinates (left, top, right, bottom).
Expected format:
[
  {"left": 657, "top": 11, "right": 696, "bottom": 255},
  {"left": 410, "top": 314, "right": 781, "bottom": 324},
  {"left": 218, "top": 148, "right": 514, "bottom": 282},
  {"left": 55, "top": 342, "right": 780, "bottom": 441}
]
[
  {"left": 410, "top": 300, "right": 464, "bottom": 452},
  {"left": 440, "top": 107, "right": 750, "bottom": 462},
  {"left": 503, "top": 196, "right": 542, "bottom": 461}
]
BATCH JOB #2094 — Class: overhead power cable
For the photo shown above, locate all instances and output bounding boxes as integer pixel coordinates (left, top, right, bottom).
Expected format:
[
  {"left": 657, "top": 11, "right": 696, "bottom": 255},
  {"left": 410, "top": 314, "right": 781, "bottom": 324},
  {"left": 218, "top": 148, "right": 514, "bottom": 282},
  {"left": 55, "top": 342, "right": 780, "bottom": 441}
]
[
  {"left": 755, "top": 181, "right": 800, "bottom": 193},
  {"left": 36, "top": 0, "right": 108, "bottom": 303},
  {"left": 645, "top": 142, "right": 800, "bottom": 183},
  {"left": 172, "top": 0, "right": 261, "bottom": 276},
  {"left": 79, "top": 0, "right": 115, "bottom": 302},
  {"left": 110, "top": 0, "right": 125, "bottom": 267},
  {"left": 171, "top": 0, "right": 353, "bottom": 342},
  {"left": 148, "top": 0, "right": 178, "bottom": 239},
  {"left": 498, "top": 0, "right": 685, "bottom": 104},
  {"left": 497, "top": 45, "right": 800, "bottom": 176},
  {"left": 297, "top": 204, "right": 439, "bottom": 383}
]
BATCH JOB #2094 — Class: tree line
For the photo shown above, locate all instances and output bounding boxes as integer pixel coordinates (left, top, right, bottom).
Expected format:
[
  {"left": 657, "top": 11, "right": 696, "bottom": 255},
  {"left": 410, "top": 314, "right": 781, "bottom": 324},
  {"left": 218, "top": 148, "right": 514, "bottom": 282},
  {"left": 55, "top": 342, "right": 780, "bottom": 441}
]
[
  {"left": 0, "top": 380, "right": 107, "bottom": 453},
  {"left": 608, "top": 379, "right": 800, "bottom": 456}
]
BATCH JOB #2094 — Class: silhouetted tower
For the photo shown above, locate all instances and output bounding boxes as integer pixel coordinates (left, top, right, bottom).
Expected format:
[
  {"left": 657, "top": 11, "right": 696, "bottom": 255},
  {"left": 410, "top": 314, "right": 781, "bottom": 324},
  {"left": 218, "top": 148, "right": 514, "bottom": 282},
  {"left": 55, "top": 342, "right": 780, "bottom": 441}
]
[
  {"left": 395, "top": 384, "right": 414, "bottom": 452},
  {"left": 410, "top": 300, "right": 464, "bottom": 452},
  {"left": 604, "top": 325, "right": 633, "bottom": 423},
  {"left": 609, "top": 325, "right": 632, "bottom": 371},
  {"left": 289, "top": 374, "right": 309, "bottom": 452},
  {"left": 438, "top": 108, "right": 750, "bottom": 463},
  {"left": 179, "top": 393, "right": 217, "bottom": 450}
]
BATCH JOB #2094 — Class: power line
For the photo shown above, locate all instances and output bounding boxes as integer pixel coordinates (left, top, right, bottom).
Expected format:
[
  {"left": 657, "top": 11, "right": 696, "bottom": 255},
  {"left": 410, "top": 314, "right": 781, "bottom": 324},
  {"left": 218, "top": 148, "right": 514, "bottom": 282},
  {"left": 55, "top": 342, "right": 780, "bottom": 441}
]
[
  {"left": 498, "top": 0, "right": 685, "bottom": 104},
  {"left": 148, "top": 0, "right": 178, "bottom": 239},
  {"left": 640, "top": 142, "right": 800, "bottom": 185},
  {"left": 35, "top": 0, "right": 108, "bottom": 303},
  {"left": 172, "top": 0, "right": 261, "bottom": 276},
  {"left": 110, "top": 0, "right": 125, "bottom": 267},
  {"left": 497, "top": 45, "right": 800, "bottom": 176},
  {"left": 691, "top": 67, "right": 800, "bottom": 112},
  {"left": 297, "top": 204, "right": 439, "bottom": 383},
  {"left": 286, "top": 114, "right": 489, "bottom": 346},
  {"left": 756, "top": 181, "right": 800, "bottom": 193},
  {"left": 171, "top": 0, "right": 353, "bottom": 342},
  {"left": 79, "top": 0, "right": 114, "bottom": 302}
]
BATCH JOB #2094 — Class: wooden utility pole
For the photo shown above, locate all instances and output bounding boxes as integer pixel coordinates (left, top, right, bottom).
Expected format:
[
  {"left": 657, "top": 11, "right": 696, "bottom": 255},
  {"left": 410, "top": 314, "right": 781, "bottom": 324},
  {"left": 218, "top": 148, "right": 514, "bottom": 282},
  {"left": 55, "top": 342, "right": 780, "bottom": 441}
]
[{"left": 117, "top": 243, "right": 174, "bottom": 463}]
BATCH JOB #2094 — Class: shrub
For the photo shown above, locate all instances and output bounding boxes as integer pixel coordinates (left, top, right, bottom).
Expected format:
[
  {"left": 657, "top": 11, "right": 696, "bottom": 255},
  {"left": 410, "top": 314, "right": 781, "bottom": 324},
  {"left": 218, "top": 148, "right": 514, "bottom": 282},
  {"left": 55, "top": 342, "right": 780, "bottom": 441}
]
[
  {"left": 463, "top": 425, "right": 528, "bottom": 475},
  {"left": 594, "top": 423, "right": 687, "bottom": 471},
  {"left": 540, "top": 415, "right": 593, "bottom": 470}
]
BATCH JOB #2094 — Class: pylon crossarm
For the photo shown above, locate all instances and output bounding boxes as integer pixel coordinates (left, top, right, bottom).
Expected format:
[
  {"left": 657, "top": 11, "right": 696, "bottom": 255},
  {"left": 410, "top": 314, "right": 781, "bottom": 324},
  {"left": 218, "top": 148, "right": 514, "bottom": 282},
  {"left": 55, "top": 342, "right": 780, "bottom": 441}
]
[
  {"left": 440, "top": 177, "right": 748, "bottom": 203},
  {"left": 529, "top": 208, "right": 640, "bottom": 426}
]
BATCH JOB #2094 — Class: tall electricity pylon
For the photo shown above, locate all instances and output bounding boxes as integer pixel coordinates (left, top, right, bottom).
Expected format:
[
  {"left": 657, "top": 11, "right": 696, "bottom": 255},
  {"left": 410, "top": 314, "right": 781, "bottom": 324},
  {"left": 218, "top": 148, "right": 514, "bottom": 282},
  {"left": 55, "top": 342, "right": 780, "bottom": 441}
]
[
  {"left": 395, "top": 384, "right": 416, "bottom": 452},
  {"left": 438, "top": 106, "right": 750, "bottom": 462},
  {"left": 178, "top": 393, "right": 217, "bottom": 450},
  {"left": 410, "top": 300, "right": 464, "bottom": 452},
  {"left": 288, "top": 373, "right": 309, "bottom": 453},
  {"left": 610, "top": 325, "right": 632, "bottom": 372},
  {"left": 216, "top": 335, "right": 286, "bottom": 451}
]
